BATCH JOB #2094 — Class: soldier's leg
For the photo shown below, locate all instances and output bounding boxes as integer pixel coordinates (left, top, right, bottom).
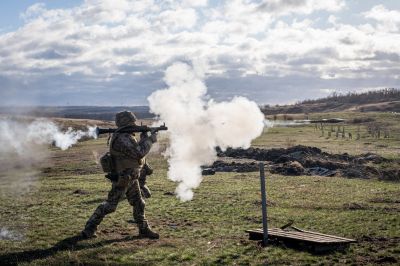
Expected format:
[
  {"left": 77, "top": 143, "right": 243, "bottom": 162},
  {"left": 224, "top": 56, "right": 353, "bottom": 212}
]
[
  {"left": 139, "top": 173, "right": 151, "bottom": 198},
  {"left": 126, "top": 177, "right": 159, "bottom": 239},
  {"left": 82, "top": 175, "right": 129, "bottom": 238},
  {"left": 128, "top": 171, "right": 147, "bottom": 222},
  {"left": 126, "top": 177, "right": 146, "bottom": 224},
  {"left": 139, "top": 163, "right": 153, "bottom": 198}
]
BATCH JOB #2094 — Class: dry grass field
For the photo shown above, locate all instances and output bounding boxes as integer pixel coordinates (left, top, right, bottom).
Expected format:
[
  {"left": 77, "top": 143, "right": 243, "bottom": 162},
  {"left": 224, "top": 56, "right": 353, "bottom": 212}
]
[{"left": 0, "top": 112, "right": 399, "bottom": 265}]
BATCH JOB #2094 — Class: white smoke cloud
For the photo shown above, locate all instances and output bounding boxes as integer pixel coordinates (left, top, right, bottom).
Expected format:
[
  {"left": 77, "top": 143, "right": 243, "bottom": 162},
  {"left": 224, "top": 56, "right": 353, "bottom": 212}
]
[
  {"left": 0, "top": 118, "right": 98, "bottom": 241},
  {"left": 0, "top": 118, "right": 97, "bottom": 196},
  {"left": 0, "top": 118, "right": 97, "bottom": 154},
  {"left": 148, "top": 62, "right": 265, "bottom": 201}
]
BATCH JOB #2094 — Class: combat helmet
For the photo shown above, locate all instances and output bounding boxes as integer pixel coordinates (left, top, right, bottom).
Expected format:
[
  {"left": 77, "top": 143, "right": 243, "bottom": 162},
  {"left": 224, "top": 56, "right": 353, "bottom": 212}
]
[{"left": 115, "top": 111, "right": 137, "bottom": 128}]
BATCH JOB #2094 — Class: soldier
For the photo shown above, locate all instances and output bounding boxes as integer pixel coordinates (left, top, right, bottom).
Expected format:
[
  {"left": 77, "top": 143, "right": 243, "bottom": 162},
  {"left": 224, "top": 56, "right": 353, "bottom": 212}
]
[{"left": 81, "top": 111, "right": 159, "bottom": 239}]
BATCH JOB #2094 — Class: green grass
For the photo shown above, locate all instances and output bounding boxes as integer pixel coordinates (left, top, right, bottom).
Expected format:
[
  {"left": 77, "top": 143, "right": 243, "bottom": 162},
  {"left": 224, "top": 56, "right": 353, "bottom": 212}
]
[
  {"left": 260, "top": 112, "right": 400, "bottom": 157},
  {"left": 0, "top": 112, "right": 399, "bottom": 265}
]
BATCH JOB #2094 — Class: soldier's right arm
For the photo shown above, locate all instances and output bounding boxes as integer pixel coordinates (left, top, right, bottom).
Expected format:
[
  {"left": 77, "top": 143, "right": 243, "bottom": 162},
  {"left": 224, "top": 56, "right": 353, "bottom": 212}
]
[{"left": 112, "top": 133, "right": 156, "bottom": 159}]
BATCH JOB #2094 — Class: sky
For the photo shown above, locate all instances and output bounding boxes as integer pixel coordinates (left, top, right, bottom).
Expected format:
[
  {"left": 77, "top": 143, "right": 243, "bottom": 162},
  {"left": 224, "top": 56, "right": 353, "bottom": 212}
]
[{"left": 0, "top": 0, "right": 399, "bottom": 106}]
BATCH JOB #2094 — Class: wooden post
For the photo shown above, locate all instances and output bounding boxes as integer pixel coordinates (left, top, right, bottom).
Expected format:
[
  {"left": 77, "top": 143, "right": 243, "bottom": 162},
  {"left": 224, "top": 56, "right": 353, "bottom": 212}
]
[{"left": 259, "top": 163, "right": 268, "bottom": 246}]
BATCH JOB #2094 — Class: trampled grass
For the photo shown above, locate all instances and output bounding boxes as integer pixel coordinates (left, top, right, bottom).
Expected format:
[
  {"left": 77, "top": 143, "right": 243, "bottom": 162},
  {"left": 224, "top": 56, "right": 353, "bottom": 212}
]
[{"left": 0, "top": 112, "right": 399, "bottom": 265}]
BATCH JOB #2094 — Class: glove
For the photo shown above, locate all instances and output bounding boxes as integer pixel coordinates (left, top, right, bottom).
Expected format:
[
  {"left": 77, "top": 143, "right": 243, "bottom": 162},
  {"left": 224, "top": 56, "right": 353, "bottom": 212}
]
[
  {"left": 149, "top": 131, "right": 157, "bottom": 143},
  {"left": 140, "top": 131, "right": 148, "bottom": 139}
]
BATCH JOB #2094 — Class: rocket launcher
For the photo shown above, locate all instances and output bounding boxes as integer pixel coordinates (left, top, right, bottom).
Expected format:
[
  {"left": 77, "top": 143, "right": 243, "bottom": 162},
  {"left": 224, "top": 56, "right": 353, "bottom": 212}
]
[{"left": 96, "top": 123, "right": 168, "bottom": 137}]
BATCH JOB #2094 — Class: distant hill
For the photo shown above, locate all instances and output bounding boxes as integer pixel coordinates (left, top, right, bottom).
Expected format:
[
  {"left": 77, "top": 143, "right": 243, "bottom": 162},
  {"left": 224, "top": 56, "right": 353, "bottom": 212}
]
[
  {"left": 262, "top": 88, "right": 400, "bottom": 115},
  {"left": 0, "top": 106, "right": 153, "bottom": 121}
]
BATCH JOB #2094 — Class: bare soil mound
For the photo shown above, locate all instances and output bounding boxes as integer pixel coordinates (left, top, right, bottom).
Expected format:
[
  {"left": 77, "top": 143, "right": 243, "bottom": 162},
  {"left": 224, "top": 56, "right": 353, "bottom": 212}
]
[{"left": 202, "top": 145, "right": 399, "bottom": 181}]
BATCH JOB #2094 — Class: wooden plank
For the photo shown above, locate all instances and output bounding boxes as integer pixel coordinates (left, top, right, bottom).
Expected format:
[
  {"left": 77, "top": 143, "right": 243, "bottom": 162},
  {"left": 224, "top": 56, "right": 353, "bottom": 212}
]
[
  {"left": 249, "top": 229, "right": 334, "bottom": 242},
  {"left": 268, "top": 230, "right": 334, "bottom": 242},
  {"left": 272, "top": 228, "right": 356, "bottom": 243},
  {"left": 268, "top": 231, "right": 345, "bottom": 243},
  {"left": 299, "top": 229, "right": 356, "bottom": 243},
  {"left": 267, "top": 231, "right": 334, "bottom": 243},
  {"left": 267, "top": 228, "right": 350, "bottom": 243},
  {"left": 246, "top": 228, "right": 355, "bottom": 244},
  {"left": 247, "top": 229, "right": 332, "bottom": 243},
  {"left": 257, "top": 229, "right": 334, "bottom": 242},
  {"left": 248, "top": 228, "right": 355, "bottom": 242}
]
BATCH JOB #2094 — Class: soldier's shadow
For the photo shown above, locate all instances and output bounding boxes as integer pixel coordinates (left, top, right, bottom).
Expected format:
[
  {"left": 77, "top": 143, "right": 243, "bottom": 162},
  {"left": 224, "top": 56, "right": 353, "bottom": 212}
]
[{"left": 0, "top": 234, "right": 141, "bottom": 265}]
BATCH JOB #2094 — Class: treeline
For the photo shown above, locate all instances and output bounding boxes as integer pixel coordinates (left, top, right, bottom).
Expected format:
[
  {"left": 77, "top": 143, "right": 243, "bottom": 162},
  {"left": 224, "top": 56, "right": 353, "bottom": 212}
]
[
  {"left": 262, "top": 88, "right": 400, "bottom": 114},
  {"left": 300, "top": 88, "right": 400, "bottom": 105},
  {"left": 0, "top": 106, "right": 154, "bottom": 121}
]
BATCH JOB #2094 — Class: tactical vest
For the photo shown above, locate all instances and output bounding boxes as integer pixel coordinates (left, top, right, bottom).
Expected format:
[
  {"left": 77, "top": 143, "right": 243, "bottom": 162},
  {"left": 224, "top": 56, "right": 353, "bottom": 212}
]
[{"left": 110, "top": 133, "right": 145, "bottom": 173}]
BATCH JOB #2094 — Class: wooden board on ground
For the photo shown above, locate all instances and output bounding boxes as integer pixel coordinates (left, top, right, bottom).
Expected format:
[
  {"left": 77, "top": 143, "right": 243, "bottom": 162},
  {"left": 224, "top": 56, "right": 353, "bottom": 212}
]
[{"left": 246, "top": 227, "right": 356, "bottom": 252}]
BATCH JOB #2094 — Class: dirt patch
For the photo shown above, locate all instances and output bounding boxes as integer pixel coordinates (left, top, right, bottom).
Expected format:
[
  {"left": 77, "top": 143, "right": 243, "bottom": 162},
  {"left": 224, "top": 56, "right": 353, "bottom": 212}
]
[
  {"left": 202, "top": 160, "right": 259, "bottom": 175},
  {"left": 356, "top": 236, "right": 400, "bottom": 265},
  {"left": 218, "top": 145, "right": 389, "bottom": 165},
  {"left": 73, "top": 189, "right": 89, "bottom": 195},
  {"left": 359, "top": 235, "right": 399, "bottom": 244},
  {"left": 379, "top": 169, "right": 400, "bottom": 181},
  {"left": 370, "top": 198, "right": 400, "bottom": 204},
  {"left": 210, "top": 145, "right": 399, "bottom": 180},
  {"left": 343, "top": 202, "right": 368, "bottom": 210},
  {"left": 271, "top": 161, "right": 305, "bottom": 176}
]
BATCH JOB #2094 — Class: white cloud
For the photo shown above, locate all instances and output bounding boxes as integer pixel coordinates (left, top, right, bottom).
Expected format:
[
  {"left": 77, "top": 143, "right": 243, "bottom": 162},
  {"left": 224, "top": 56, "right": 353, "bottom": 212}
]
[
  {"left": 158, "top": 8, "right": 198, "bottom": 30},
  {"left": 363, "top": 5, "right": 400, "bottom": 32},
  {"left": 257, "top": 0, "right": 345, "bottom": 15},
  {"left": 0, "top": 1, "right": 399, "bottom": 105},
  {"left": 20, "top": 3, "right": 47, "bottom": 21},
  {"left": 181, "top": 0, "right": 208, "bottom": 8}
]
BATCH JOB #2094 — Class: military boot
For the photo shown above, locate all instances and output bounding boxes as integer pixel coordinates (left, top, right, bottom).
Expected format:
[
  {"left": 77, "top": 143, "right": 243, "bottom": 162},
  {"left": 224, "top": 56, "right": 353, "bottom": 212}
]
[
  {"left": 80, "top": 224, "right": 98, "bottom": 239},
  {"left": 81, "top": 229, "right": 97, "bottom": 239},
  {"left": 138, "top": 221, "right": 159, "bottom": 239}
]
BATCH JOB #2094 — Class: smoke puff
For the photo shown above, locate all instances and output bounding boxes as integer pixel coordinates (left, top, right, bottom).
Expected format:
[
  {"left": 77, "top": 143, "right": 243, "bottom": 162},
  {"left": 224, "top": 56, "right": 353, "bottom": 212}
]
[
  {"left": 0, "top": 118, "right": 97, "bottom": 195},
  {"left": 0, "top": 119, "right": 98, "bottom": 239},
  {"left": 208, "top": 97, "right": 265, "bottom": 150},
  {"left": 148, "top": 62, "right": 265, "bottom": 201},
  {"left": 0, "top": 119, "right": 97, "bottom": 154}
]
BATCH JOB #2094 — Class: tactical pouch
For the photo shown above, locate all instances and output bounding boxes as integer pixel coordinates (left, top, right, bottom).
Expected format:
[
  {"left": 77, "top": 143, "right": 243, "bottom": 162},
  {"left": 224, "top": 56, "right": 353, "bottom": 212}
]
[
  {"left": 143, "top": 163, "right": 153, "bottom": 175},
  {"left": 100, "top": 152, "right": 115, "bottom": 173}
]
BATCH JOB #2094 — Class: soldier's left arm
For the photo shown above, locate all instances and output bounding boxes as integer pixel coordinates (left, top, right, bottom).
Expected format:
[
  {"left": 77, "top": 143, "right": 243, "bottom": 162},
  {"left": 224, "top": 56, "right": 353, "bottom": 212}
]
[{"left": 113, "top": 134, "right": 154, "bottom": 159}]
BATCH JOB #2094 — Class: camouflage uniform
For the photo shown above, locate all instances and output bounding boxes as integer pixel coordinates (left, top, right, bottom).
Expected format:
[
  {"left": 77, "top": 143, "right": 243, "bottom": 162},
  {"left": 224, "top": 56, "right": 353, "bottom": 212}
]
[
  {"left": 139, "top": 161, "right": 153, "bottom": 198},
  {"left": 82, "top": 111, "right": 159, "bottom": 239}
]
